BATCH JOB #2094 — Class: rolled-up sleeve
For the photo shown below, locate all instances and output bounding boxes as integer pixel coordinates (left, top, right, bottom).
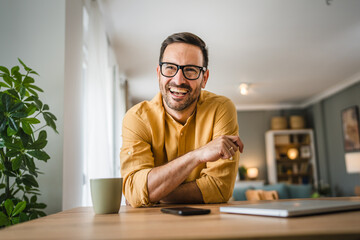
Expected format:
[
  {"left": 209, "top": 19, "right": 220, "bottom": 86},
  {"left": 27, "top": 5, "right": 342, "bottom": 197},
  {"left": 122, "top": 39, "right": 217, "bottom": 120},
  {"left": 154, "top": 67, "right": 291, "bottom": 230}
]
[
  {"left": 120, "top": 110, "right": 154, "bottom": 207},
  {"left": 196, "top": 99, "right": 240, "bottom": 203}
]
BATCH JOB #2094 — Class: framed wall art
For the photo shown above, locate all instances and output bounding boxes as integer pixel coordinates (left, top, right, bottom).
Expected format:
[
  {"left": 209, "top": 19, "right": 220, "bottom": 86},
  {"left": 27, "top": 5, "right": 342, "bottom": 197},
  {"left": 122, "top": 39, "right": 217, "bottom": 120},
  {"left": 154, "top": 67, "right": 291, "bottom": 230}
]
[{"left": 341, "top": 106, "right": 360, "bottom": 152}]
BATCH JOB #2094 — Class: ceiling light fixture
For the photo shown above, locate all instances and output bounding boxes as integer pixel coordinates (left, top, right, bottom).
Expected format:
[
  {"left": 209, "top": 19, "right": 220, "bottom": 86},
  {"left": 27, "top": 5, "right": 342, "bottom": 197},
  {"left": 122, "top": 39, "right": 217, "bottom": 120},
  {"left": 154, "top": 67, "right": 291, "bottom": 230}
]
[{"left": 239, "top": 83, "right": 249, "bottom": 95}]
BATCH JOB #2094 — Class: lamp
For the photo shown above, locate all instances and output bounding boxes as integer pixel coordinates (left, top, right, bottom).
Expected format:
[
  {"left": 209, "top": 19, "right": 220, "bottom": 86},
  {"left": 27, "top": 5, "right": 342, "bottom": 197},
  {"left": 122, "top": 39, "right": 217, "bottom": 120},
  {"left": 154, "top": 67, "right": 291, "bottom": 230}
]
[
  {"left": 239, "top": 83, "right": 249, "bottom": 95},
  {"left": 247, "top": 168, "right": 258, "bottom": 180},
  {"left": 287, "top": 148, "right": 299, "bottom": 160},
  {"left": 345, "top": 152, "right": 360, "bottom": 196}
]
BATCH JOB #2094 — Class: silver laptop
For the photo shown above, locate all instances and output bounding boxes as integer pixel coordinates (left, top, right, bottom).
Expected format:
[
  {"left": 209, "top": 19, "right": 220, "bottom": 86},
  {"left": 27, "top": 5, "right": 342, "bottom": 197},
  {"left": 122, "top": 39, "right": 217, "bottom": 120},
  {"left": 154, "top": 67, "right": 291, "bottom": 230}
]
[{"left": 220, "top": 199, "right": 360, "bottom": 217}]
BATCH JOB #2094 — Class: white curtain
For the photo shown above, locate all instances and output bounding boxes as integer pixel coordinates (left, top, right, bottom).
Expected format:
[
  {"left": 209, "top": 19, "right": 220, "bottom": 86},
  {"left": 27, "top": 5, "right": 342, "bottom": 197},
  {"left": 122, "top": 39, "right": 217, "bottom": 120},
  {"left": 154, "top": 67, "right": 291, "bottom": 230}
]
[{"left": 82, "top": 0, "right": 115, "bottom": 206}]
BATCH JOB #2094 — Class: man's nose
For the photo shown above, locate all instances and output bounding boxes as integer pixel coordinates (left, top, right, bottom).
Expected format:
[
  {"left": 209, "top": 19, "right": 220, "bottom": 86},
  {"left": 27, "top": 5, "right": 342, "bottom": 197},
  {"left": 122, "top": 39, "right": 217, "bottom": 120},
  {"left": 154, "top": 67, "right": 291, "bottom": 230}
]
[{"left": 172, "top": 68, "right": 187, "bottom": 84}]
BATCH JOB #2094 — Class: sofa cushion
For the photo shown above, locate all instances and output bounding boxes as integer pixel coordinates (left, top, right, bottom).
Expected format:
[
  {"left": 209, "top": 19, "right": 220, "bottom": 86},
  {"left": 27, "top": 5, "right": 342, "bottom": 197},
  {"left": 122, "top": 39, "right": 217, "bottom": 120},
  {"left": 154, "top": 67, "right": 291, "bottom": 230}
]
[
  {"left": 255, "top": 183, "right": 290, "bottom": 199},
  {"left": 287, "top": 184, "right": 312, "bottom": 198},
  {"left": 233, "top": 186, "right": 254, "bottom": 201}
]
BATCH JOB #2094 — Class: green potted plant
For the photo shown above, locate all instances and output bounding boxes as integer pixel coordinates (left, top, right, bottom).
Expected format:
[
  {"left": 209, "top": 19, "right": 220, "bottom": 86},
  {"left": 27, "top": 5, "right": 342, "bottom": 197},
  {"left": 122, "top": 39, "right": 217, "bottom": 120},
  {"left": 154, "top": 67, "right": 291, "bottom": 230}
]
[
  {"left": 0, "top": 59, "right": 57, "bottom": 227},
  {"left": 238, "top": 165, "right": 247, "bottom": 180}
]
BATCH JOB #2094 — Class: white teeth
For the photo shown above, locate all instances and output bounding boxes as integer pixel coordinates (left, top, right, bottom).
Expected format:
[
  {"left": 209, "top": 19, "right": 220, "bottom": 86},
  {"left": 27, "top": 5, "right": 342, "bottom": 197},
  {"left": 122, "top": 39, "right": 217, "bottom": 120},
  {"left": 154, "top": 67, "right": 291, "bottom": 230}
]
[{"left": 169, "top": 87, "right": 189, "bottom": 94}]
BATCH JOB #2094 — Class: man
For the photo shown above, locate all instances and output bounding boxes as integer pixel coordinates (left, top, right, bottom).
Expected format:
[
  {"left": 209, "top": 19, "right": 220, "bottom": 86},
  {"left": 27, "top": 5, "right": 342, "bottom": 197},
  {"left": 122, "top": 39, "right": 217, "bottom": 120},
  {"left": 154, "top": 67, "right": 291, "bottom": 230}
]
[{"left": 121, "top": 32, "right": 243, "bottom": 207}]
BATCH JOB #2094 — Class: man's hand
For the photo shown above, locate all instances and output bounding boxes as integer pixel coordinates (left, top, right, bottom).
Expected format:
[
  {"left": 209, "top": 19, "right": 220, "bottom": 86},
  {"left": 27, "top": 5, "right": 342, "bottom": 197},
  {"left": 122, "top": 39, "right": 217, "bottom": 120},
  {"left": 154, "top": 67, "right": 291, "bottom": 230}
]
[{"left": 194, "top": 135, "right": 244, "bottom": 163}]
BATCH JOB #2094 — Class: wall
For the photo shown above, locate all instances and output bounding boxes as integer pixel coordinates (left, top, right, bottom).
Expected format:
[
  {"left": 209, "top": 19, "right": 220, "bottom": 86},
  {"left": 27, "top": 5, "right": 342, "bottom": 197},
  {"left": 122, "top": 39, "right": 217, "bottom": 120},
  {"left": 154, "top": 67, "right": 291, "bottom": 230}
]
[
  {"left": 0, "top": 0, "right": 66, "bottom": 214},
  {"left": 306, "top": 81, "right": 360, "bottom": 196},
  {"left": 237, "top": 108, "right": 306, "bottom": 181}
]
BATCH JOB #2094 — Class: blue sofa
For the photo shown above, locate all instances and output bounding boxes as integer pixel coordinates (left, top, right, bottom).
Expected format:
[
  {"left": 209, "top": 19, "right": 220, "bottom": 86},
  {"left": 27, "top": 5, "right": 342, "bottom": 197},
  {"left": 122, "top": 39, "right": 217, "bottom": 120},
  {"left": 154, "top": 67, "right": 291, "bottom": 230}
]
[{"left": 233, "top": 183, "right": 312, "bottom": 201}]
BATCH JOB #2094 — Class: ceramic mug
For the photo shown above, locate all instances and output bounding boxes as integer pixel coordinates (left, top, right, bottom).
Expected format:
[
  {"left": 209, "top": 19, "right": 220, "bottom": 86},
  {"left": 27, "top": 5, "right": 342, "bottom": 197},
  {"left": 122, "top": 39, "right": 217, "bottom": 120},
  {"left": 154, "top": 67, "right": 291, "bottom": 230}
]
[{"left": 90, "top": 178, "right": 123, "bottom": 214}]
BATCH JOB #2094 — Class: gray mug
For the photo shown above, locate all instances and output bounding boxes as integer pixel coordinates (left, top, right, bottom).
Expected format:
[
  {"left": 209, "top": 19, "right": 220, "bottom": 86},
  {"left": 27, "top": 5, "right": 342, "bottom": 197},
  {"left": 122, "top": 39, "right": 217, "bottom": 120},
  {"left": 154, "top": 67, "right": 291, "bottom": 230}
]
[{"left": 90, "top": 178, "right": 123, "bottom": 214}]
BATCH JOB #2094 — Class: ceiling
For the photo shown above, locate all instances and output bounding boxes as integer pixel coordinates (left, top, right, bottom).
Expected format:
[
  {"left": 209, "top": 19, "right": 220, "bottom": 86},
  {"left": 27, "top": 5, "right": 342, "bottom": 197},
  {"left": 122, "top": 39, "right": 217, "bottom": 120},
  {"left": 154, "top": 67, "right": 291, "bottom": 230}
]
[{"left": 100, "top": 0, "right": 360, "bottom": 110}]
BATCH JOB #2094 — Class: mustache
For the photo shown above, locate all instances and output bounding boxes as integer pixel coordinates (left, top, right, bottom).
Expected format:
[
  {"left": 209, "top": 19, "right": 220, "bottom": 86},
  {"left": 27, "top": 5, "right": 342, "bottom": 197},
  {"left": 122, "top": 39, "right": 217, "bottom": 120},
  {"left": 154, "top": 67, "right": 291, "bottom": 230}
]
[{"left": 167, "top": 82, "right": 192, "bottom": 91}]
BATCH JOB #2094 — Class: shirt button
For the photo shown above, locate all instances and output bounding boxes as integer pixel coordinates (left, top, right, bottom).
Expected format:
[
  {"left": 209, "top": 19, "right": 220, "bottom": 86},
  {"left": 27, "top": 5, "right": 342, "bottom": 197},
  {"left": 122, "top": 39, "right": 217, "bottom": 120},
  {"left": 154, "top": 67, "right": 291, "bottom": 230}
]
[
  {"left": 127, "top": 151, "right": 132, "bottom": 155},
  {"left": 180, "top": 132, "right": 183, "bottom": 136}
]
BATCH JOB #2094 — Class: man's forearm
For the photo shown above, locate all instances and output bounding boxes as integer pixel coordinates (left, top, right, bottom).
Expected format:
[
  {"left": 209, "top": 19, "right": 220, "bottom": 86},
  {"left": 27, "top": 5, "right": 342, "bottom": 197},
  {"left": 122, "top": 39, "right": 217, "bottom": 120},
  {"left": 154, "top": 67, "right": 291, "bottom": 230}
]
[
  {"left": 147, "top": 151, "right": 201, "bottom": 203},
  {"left": 160, "top": 181, "right": 204, "bottom": 204}
]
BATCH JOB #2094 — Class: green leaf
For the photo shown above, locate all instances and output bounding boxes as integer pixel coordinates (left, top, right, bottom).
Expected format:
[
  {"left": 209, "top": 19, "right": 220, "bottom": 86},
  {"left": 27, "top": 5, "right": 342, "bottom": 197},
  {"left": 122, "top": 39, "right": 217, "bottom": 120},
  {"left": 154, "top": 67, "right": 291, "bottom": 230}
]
[
  {"left": 9, "top": 101, "right": 24, "bottom": 112},
  {"left": 12, "top": 156, "right": 22, "bottom": 170},
  {"left": 5, "top": 149, "right": 20, "bottom": 157},
  {"left": 30, "top": 195, "right": 37, "bottom": 203},
  {"left": 22, "top": 174, "right": 39, "bottom": 187},
  {"left": 26, "top": 105, "right": 37, "bottom": 116},
  {"left": 7, "top": 89, "right": 19, "bottom": 98},
  {"left": 38, "top": 130, "right": 47, "bottom": 141},
  {"left": 2, "top": 93, "right": 12, "bottom": 111},
  {"left": 11, "top": 111, "right": 28, "bottom": 118},
  {"left": 4, "top": 199, "right": 14, "bottom": 216},
  {"left": 3, "top": 170, "right": 17, "bottom": 177},
  {"left": 11, "top": 217, "right": 20, "bottom": 225},
  {"left": 29, "top": 70, "right": 39, "bottom": 76},
  {"left": 8, "top": 117, "right": 18, "bottom": 132},
  {"left": 4, "top": 141, "right": 22, "bottom": 150},
  {"left": 22, "top": 118, "right": 40, "bottom": 124},
  {"left": 43, "top": 112, "right": 57, "bottom": 120},
  {"left": 19, "top": 129, "right": 33, "bottom": 148},
  {"left": 0, "top": 82, "right": 10, "bottom": 88},
  {"left": 43, "top": 104, "right": 49, "bottom": 111},
  {"left": 7, "top": 126, "right": 18, "bottom": 136},
  {"left": 34, "top": 203, "right": 46, "bottom": 209},
  {"left": 19, "top": 212, "right": 28, "bottom": 223},
  {"left": 23, "top": 76, "right": 35, "bottom": 85},
  {"left": 20, "top": 85, "right": 26, "bottom": 99},
  {"left": 0, "top": 183, "right": 5, "bottom": 189},
  {"left": 2, "top": 74, "right": 13, "bottom": 87},
  {"left": 24, "top": 155, "right": 36, "bottom": 173},
  {"left": 11, "top": 66, "right": 20, "bottom": 76},
  {"left": 28, "top": 84, "right": 44, "bottom": 92},
  {"left": 43, "top": 113, "right": 58, "bottom": 133},
  {"left": 29, "top": 212, "right": 38, "bottom": 220},
  {"left": 18, "top": 58, "right": 32, "bottom": 72},
  {"left": 0, "top": 212, "right": 10, "bottom": 226},
  {"left": 21, "top": 121, "right": 33, "bottom": 135},
  {"left": 27, "top": 150, "right": 50, "bottom": 161},
  {"left": 12, "top": 201, "right": 26, "bottom": 217},
  {"left": 30, "top": 137, "right": 47, "bottom": 149},
  {"left": 0, "top": 118, "right": 7, "bottom": 132},
  {"left": 0, "top": 65, "right": 10, "bottom": 75},
  {"left": 34, "top": 99, "right": 43, "bottom": 109},
  {"left": 27, "top": 88, "right": 38, "bottom": 97}
]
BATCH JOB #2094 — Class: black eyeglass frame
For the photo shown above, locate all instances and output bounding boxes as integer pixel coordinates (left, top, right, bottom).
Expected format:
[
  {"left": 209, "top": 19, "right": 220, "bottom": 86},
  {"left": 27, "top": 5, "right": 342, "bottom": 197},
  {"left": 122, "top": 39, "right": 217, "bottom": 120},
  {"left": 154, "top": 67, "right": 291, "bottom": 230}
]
[{"left": 159, "top": 62, "right": 207, "bottom": 80}]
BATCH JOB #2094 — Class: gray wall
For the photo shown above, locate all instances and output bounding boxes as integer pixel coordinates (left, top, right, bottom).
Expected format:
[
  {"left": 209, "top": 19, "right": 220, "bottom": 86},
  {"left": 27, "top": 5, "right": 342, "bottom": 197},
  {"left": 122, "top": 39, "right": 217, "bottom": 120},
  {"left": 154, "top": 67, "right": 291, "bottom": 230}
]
[
  {"left": 0, "top": 0, "right": 66, "bottom": 214},
  {"left": 306, "top": 82, "right": 360, "bottom": 196},
  {"left": 237, "top": 81, "right": 360, "bottom": 197}
]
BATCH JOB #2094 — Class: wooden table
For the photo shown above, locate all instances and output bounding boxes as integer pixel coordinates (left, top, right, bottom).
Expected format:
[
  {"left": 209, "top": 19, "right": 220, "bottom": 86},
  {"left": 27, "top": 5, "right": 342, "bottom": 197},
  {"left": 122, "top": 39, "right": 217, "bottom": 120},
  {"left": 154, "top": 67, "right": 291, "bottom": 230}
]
[{"left": 1, "top": 198, "right": 360, "bottom": 239}]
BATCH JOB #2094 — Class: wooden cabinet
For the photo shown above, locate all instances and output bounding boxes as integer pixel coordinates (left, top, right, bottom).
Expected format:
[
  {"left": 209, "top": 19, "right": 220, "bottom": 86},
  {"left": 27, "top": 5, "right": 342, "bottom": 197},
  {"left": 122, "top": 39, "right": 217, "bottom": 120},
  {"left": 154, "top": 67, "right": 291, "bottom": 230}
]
[{"left": 265, "top": 129, "right": 318, "bottom": 186}]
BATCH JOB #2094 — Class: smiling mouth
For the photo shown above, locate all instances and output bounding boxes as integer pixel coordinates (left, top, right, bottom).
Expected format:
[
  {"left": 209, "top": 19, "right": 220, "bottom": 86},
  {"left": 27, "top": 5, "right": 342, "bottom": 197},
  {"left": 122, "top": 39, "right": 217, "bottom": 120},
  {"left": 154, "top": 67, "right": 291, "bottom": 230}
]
[{"left": 169, "top": 87, "right": 189, "bottom": 97}]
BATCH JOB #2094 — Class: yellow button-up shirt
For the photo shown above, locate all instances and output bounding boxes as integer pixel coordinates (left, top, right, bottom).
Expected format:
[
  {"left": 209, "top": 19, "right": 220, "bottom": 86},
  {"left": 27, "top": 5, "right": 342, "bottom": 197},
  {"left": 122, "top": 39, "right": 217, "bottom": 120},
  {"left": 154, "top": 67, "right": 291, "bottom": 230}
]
[{"left": 120, "top": 90, "right": 240, "bottom": 207}]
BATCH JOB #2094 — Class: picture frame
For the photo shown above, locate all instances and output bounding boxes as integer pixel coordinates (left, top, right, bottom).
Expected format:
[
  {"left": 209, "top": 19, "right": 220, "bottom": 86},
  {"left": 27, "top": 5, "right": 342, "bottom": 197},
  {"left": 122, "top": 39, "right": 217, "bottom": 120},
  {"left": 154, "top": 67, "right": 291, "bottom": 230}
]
[
  {"left": 300, "top": 145, "right": 311, "bottom": 159},
  {"left": 341, "top": 106, "right": 360, "bottom": 152}
]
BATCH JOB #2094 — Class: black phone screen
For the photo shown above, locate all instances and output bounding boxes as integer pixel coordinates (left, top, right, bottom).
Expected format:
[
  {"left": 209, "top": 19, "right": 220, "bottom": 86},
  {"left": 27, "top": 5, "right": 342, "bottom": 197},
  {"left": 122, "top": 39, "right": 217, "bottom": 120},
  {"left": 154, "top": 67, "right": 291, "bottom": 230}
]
[{"left": 161, "top": 207, "right": 211, "bottom": 216}]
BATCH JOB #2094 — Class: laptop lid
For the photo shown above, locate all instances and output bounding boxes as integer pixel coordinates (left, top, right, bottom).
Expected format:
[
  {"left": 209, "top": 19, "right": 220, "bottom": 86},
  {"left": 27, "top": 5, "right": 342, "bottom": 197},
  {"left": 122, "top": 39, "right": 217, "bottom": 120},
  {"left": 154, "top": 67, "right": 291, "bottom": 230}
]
[{"left": 220, "top": 199, "right": 360, "bottom": 217}]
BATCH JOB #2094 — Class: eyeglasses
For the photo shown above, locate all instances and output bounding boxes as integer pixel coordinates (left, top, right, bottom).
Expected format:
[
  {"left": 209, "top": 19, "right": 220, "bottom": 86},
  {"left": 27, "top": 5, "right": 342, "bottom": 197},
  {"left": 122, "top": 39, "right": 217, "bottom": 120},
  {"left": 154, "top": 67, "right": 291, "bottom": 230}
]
[{"left": 159, "top": 62, "right": 207, "bottom": 80}]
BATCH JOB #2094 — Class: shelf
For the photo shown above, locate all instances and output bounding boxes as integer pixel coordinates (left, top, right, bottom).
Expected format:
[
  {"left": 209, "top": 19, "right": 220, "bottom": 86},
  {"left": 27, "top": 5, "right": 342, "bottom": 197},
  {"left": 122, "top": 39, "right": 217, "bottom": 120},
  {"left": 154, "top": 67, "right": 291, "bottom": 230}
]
[{"left": 266, "top": 129, "right": 318, "bottom": 186}]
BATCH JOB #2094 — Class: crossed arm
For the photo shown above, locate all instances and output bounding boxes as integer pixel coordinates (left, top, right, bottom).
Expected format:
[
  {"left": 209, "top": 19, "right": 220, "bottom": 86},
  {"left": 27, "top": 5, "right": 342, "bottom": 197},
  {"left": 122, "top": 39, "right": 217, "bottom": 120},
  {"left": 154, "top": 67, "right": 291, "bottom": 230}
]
[{"left": 147, "top": 135, "right": 243, "bottom": 203}]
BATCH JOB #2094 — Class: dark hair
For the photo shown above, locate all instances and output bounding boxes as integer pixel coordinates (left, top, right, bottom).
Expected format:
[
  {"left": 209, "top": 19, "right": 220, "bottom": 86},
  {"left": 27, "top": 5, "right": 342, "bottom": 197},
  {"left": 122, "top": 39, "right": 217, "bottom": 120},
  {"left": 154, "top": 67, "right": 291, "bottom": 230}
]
[{"left": 159, "top": 32, "right": 208, "bottom": 68}]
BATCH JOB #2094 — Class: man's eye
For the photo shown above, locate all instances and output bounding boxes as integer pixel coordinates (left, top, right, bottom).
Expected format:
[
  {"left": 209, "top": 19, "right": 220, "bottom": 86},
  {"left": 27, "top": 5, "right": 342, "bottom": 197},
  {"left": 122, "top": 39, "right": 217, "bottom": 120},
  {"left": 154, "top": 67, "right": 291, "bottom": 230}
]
[
  {"left": 165, "top": 65, "right": 176, "bottom": 70},
  {"left": 184, "top": 67, "right": 198, "bottom": 73}
]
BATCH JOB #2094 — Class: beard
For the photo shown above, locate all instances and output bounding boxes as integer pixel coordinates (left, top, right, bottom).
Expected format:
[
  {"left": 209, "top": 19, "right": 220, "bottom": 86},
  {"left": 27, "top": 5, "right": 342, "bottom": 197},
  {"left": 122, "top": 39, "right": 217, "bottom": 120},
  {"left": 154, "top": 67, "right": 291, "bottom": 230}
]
[{"left": 160, "top": 81, "right": 202, "bottom": 111}]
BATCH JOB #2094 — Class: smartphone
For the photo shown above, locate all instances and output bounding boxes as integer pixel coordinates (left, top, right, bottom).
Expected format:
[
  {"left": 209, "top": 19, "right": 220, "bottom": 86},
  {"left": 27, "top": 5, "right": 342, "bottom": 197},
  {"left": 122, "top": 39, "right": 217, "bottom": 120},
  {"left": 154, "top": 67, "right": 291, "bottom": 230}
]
[{"left": 161, "top": 207, "right": 211, "bottom": 216}]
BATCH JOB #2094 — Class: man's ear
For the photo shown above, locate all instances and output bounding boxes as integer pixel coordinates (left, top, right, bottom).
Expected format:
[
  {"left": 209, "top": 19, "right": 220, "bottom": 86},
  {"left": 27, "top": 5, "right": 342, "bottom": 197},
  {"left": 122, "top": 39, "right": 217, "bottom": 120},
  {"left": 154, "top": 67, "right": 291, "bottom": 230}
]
[
  {"left": 156, "top": 65, "right": 160, "bottom": 80},
  {"left": 201, "top": 69, "right": 209, "bottom": 88}
]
